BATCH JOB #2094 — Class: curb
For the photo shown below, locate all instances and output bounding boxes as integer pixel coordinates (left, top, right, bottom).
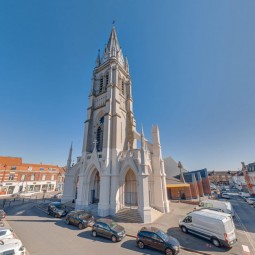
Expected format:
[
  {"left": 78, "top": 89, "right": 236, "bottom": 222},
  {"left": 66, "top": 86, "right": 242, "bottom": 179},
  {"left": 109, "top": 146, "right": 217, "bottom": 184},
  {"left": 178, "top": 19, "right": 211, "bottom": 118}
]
[{"left": 35, "top": 205, "right": 214, "bottom": 255}]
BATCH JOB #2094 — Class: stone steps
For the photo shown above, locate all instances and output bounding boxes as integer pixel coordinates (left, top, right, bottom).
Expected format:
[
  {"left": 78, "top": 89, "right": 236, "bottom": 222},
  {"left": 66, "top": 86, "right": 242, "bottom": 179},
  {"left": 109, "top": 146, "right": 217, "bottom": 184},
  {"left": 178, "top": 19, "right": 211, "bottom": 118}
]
[{"left": 114, "top": 208, "right": 143, "bottom": 223}]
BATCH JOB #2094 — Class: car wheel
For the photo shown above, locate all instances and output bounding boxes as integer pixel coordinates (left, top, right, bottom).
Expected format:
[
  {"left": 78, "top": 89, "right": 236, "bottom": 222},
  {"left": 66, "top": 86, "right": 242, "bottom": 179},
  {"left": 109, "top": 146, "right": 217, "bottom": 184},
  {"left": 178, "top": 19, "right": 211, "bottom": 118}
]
[
  {"left": 111, "top": 235, "right": 117, "bottom": 242},
  {"left": 212, "top": 238, "right": 220, "bottom": 247},
  {"left": 92, "top": 230, "right": 97, "bottom": 237},
  {"left": 65, "top": 219, "right": 70, "bottom": 225},
  {"left": 137, "top": 241, "right": 144, "bottom": 249},
  {"left": 165, "top": 248, "right": 173, "bottom": 255},
  {"left": 181, "top": 226, "right": 188, "bottom": 233},
  {"left": 78, "top": 223, "right": 84, "bottom": 230},
  {"left": 54, "top": 213, "right": 59, "bottom": 218}
]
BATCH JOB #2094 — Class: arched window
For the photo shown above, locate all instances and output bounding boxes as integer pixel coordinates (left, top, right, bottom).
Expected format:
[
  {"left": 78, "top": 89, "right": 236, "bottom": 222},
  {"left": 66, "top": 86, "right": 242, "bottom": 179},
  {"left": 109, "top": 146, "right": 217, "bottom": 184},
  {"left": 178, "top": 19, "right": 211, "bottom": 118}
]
[
  {"left": 106, "top": 73, "right": 109, "bottom": 85},
  {"left": 122, "top": 80, "right": 125, "bottom": 95},
  {"left": 99, "top": 77, "right": 103, "bottom": 93},
  {"left": 96, "top": 126, "right": 103, "bottom": 152}
]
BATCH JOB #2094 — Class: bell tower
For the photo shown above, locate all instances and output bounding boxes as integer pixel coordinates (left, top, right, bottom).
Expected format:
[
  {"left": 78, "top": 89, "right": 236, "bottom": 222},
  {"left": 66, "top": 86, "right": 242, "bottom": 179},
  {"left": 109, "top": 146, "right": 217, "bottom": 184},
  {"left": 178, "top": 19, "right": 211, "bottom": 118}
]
[{"left": 82, "top": 27, "right": 136, "bottom": 161}]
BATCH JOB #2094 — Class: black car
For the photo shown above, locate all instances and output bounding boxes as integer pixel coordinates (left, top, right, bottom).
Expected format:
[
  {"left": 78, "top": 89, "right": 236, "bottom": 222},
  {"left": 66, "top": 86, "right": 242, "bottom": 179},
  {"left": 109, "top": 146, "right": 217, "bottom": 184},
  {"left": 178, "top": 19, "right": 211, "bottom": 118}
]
[
  {"left": 47, "top": 202, "right": 68, "bottom": 218},
  {"left": 65, "top": 210, "right": 95, "bottom": 229},
  {"left": 92, "top": 219, "right": 126, "bottom": 242},
  {"left": 136, "top": 227, "right": 180, "bottom": 255}
]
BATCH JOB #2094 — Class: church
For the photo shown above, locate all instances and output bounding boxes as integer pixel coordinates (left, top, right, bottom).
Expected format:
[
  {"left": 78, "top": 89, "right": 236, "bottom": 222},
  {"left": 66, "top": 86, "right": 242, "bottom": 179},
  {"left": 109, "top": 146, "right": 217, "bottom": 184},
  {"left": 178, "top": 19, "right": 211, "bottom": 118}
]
[{"left": 62, "top": 27, "right": 170, "bottom": 223}]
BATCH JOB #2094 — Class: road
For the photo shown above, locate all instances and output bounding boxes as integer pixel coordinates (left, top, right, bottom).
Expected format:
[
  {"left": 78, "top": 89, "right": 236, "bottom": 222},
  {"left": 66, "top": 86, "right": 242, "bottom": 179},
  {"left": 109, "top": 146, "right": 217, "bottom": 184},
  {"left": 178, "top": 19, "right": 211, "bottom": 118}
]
[
  {"left": 4, "top": 202, "right": 195, "bottom": 255},
  {"left": 230, "top": 194, "right": 255, "bottom": 254}
]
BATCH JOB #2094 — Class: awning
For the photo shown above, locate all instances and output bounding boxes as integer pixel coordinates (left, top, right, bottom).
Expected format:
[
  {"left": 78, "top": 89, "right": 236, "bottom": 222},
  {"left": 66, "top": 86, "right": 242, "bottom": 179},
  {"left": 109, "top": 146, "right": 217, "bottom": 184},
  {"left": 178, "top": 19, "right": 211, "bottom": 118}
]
[{"left": 166, "top": 183, "right": 190, "bottom": 188}]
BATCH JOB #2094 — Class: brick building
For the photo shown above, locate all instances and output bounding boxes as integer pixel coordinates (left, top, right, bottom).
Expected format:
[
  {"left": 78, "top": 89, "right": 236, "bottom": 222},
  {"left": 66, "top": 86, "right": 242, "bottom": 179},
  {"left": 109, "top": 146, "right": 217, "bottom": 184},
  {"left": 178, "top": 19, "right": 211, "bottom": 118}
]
[
  {"left": 0, "top": 156, "right": 65, "bottom": 196},
  {"left": 208, "top": 170, "right": 236, "bottom": 186},
  {"left": 243, "top": 162, "right": 255, "bottom": 195}
]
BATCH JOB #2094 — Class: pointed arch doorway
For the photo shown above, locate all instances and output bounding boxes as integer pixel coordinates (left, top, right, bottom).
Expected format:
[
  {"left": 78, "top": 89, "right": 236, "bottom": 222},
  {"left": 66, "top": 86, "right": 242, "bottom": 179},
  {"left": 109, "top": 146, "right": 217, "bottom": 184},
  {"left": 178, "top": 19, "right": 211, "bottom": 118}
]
[
  {"left": 124, "top": 169, "right": 138, "bottom": 207},
  {"left": 89, "top": 169, "right": 100, "bottom": 204}
]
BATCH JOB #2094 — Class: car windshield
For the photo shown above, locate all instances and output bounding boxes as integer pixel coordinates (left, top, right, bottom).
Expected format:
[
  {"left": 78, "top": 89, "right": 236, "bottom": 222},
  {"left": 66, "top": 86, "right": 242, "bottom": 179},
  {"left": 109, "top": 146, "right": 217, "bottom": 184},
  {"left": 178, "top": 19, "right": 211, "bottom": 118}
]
[
  {"left": 156, "top": 230, "right": 168, "bottom": 242},
  {"left": 248, "top": 198, "right": 255, "bottom": 201},
  {"left": 55, "top": 204, "right": 65, "bottom": 210},
  {"left": 78, "top": 213, "right": 90, "bottom": 219},
  {"left": 109, "top": 222, "right": 118, "bottom": 229}
]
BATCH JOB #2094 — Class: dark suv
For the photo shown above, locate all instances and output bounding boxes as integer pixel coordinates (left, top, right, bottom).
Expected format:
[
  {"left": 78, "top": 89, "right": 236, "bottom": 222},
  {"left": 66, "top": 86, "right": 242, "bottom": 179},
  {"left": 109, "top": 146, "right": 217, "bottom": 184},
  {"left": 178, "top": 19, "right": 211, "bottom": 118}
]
[
  {"left": 136, "top": 227, "right": 180, "bottom": 255},
  {"left": 47, "top": 202, "right": 68, "bottom": 218},
  {"left": 65, "top": 210, "right": 95, "bottom": 229},
  {"left": 92, "top": 219, "right": 126, "bottom": 242}
]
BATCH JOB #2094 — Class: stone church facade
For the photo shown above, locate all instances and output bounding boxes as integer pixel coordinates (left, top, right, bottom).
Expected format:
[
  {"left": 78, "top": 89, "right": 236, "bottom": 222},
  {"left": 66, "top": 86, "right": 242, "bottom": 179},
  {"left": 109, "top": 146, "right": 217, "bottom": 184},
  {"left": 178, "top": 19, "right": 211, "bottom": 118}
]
[{"left": 62, "top": 27, "right": 169, "bottom": 223}]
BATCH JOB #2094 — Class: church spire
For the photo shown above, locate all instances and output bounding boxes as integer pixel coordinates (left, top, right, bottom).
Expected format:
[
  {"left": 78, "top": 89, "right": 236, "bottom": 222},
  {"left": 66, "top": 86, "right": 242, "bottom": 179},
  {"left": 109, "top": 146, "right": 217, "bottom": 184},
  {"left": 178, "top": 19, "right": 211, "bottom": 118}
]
[
  {"left": 67, "top": 143, "right": 73, "bottom": 171},
  {"left": 107, "top": 26, "right": 121, "bottom": 55},
  {"left": 125, "top": 56, "right": 129, "bottom": 73},
  {"left": 95, "top": 49, "right": 101, "bottom": 68},
  {"left": 101, "top": 26, "right": 125, "bottom": 66}
]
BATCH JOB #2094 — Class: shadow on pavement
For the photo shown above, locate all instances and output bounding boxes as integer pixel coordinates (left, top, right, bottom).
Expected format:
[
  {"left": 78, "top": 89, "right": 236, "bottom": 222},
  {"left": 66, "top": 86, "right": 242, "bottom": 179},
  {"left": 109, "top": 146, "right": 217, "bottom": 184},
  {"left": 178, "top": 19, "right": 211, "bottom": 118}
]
[
  {"left": 167, "top": 227, "right": 230, "bottom": 254},
  {"left": 77, "top": 230, "right": 114, "bottom": 244},
  {"left": 121, "top": 239, "right": 162, "bottom": 255}
]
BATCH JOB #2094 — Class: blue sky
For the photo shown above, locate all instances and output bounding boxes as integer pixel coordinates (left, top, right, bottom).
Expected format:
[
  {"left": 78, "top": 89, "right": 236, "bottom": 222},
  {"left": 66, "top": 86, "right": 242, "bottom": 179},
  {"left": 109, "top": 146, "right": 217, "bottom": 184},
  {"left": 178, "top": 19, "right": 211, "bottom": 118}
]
[{"left": 0, "top": 1, "right": 254, "bottom": 171}]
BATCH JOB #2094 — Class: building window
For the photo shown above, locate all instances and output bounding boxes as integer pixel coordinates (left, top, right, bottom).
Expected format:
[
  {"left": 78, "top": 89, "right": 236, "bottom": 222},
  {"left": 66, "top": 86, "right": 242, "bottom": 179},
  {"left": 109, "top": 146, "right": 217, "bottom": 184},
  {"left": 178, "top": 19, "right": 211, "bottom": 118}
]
[
  {"left": 99, "top": 77, "right": 103, "bottom": 93},
  {"left": 52, "top": 168, "right": 56, "bottom": 172},
  {"left": 99, "top": 117, "right": 104, "bottom": 124},
  {"left": 31, "top": 174, "right": 35, "bottom": 181},
  {"left": 28, "top": 166, "right": 32, "bottom": 171},
  {"left": 42, "top": 174, "right": 46, "bottom": 181},
  {"left": 122, "top": 80, "right": 125, "bottom": 95},
  {"left": 51, "top": 175, "right": 55, "bottom": 181},
  {"left": 96, "top": 126, "right": 103, "bottom": 152},
  {"left": 9, "top": 174, "right": 14, "bottom": 180},
  {"left": 40, "top": 167, "right": 44, "bottom": 171},
  {"left": 106, "top": 73, "right": 109, "bottom": 85},
  {"left": 11, "top": 166, "right": 16, "bottom": 170},
  {"left": 21, "top": 174, "right": 26, "bottom": 181}
]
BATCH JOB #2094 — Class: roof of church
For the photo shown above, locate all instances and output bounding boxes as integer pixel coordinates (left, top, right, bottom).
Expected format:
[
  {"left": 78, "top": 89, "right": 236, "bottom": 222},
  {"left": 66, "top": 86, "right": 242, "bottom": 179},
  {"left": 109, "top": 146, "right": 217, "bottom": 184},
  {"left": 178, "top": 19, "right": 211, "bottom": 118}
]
[
  {"left": 166, "top": 177, "right": 185, "bottom": 185},
  {"left": 164, "top": 156, "right": 188, "bottom": 178}
]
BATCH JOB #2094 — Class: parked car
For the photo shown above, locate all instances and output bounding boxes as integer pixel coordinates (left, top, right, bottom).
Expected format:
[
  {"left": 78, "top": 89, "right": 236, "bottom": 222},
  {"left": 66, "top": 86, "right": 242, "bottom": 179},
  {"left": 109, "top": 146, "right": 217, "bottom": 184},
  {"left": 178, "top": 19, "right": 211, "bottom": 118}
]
[
  {"left": 136, "top": 226, "right": 180, "bottom": 255},
  {"left": 92, "top": 218, "right": 125, "bottom": 242},
  {"left": 198, "top": 199, "right": 234, "bottom": 216},
  {"left": 0, "top": 238, "right": 25, "bottom": 255},
  {"left": 65, "top": 210, "right": 95, "bottom": 229},
  {"left": 0, "top": 210, "right": 6, "bottom": 220},
  {"left": 51, "top": 192, "right": 63, "bottom": 199},
  {"left": 221, "top": 193, "right": 230, "bottom": 199},
  {"left": 47, "top": 202, "right": 68, "bottom": 218},
  {"left": 179, "top": 209, "right": 237, "bottom": 247},
  {"left": 245, "top": 197, "right": 255, "bottom": 204},
  {"left": 239, "top": 192, "right": 250, "bottom": 197},
  {"left": 242, "top": 195, "right": 251, "bottom": 202},
  {"left": 0, "top": 227, "right": 14, "bottom": 240}
]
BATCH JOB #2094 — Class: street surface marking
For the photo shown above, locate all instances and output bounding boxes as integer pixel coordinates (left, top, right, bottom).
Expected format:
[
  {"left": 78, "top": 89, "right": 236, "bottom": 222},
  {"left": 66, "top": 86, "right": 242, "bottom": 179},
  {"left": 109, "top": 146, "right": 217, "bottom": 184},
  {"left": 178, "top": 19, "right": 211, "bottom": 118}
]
[{"left": 235, "top": 210, "right": 255, "bottom": 253}]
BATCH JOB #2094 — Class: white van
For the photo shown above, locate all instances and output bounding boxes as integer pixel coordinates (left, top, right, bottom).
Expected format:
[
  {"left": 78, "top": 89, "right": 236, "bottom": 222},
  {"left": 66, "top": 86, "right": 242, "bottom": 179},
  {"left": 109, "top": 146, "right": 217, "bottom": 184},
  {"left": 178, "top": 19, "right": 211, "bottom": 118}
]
[
  {"left": 179, "top": 209, "right": 237, "bottom": 247},
  {"left": 198, "top": 199, "right": 234, "bottom": 216},
  {"left": 0, "top": 238, "right": 25, "bottom": 255}
]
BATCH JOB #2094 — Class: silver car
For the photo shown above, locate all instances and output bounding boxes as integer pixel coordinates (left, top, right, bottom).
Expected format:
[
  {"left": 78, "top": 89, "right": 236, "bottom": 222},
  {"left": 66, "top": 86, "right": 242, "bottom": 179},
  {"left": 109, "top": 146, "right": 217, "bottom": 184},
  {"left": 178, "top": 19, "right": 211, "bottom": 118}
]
[{"left": 246, "top": 197, "right": 255, "bottom": 205}]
